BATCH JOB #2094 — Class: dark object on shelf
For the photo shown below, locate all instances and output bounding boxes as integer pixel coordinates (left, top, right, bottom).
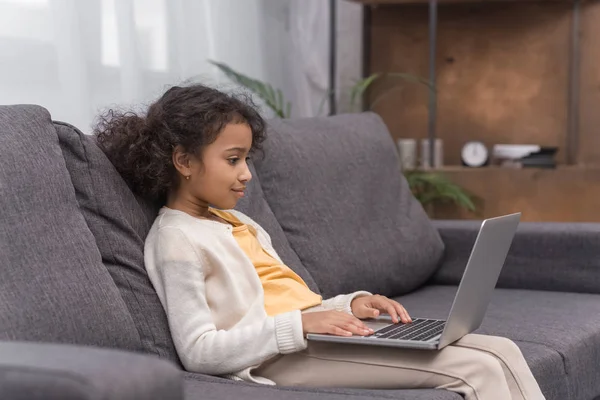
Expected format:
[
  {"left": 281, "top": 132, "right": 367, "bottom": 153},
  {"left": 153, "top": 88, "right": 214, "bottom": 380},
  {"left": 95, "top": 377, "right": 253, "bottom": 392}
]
[{"left": 521, "top": 147, "right": 558, "bottom": 169}]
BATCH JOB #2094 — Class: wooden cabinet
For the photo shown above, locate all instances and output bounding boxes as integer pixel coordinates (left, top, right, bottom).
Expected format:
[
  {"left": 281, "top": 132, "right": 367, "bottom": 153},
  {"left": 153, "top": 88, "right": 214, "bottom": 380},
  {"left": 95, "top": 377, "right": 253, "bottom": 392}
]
[{"left": 350, "top": 0, "right": 600, "bottom": 221}]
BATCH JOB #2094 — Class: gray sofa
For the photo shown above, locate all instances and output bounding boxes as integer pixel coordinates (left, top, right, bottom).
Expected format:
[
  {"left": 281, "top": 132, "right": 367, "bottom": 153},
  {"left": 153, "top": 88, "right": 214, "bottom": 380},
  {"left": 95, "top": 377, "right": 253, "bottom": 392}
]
[{"left": 1, "top": 104, "right": 599, "bottom": 400}]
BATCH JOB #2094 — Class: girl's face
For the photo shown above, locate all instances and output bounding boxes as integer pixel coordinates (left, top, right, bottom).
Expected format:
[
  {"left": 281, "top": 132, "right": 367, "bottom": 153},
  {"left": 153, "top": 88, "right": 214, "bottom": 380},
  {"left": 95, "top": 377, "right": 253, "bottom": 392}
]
[{"left": 176, "top": 123, "right": 253, "bottom": 210}]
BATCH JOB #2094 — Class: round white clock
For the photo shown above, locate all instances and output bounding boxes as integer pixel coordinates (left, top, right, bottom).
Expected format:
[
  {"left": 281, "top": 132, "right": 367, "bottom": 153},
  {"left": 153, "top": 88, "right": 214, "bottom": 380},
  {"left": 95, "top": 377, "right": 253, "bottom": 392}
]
[{"left": 461, "top": 141, "right": 489, "bottom": 167}]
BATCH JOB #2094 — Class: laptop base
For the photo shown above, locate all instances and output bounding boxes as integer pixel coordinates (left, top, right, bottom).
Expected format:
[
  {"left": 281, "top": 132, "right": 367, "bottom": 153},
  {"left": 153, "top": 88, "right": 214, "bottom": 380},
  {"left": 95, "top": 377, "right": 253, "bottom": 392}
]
[{"left": 307, "top": 316, "right": 444, "bottom": 350}]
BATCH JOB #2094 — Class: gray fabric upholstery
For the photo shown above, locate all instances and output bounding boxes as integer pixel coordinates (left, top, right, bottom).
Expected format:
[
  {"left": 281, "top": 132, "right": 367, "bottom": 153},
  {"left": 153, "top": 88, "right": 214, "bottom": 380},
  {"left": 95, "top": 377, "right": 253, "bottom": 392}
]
[
  {"left": 0, "top": 105, "right": 141, "bottom": 350},
  {"left": 0, "top": 341, "right": 183, "bottom": 400},
  {"left": 431, "top": 220, "right": 600, "bottom": 294},
  {"left": 234, "top": 161, "right": 320, "bottom": 293},
  {"left": 255, "top": 113, "right": 444, "bottom": 299},
  {"left": 183, "top": 374, "right": 460, "bottom": 400},
  {"left": 515, "top": 341, "right": 568, "bottom": 400},
  {"left": 395, "top": 285, "right": 600, "bottom": 400},
  {"left": 55, "top": 121, "right": 180, "bottom": 363}
]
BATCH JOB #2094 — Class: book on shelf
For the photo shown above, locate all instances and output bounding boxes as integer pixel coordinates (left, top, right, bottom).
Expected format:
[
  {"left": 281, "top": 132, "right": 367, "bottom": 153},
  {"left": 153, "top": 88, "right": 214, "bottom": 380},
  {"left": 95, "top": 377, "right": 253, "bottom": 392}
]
[{"left": 492, "top": 144, "right": 557, "bottom": 169}]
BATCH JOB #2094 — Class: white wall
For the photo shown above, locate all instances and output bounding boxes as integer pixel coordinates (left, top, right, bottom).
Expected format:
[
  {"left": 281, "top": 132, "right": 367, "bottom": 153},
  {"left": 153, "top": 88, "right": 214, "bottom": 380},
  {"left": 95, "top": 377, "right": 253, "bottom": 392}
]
[{"left": 0, "top": 0, "right": 353, "bottom": 132}]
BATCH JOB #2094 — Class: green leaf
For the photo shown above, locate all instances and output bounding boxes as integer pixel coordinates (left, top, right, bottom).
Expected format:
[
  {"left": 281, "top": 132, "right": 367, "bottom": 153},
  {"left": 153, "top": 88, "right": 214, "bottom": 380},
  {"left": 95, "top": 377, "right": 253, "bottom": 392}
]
[
  {"left": 316, "top": 89, "right": 335, "bottom": 116},
  {"left": 404, "top": 170, "right": 476, "bottom": 212},
  {"left": 386, "top": 72, "right": 436, "bottom": 93},
  {"left": 369, "top": 86, "right": 406, "bottom": 111},
  {"left": 350, "top": 73, "right": 380, "bottom": 109},
  {"left": 276, "top": 89, "right": 284, "bottom": 110},
  {"left": 209, "top": 60, "right": 288, "bottom": 118},
  {"left": 349, "top": 72, "right": 435, "bottom": 112},
  {"left": 265, "top": 84, "right": 276, "bottom": 105}
]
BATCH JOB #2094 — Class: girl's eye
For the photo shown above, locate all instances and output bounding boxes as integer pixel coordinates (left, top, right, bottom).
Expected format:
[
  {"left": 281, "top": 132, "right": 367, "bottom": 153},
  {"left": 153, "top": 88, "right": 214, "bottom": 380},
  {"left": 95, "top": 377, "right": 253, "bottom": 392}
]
[{"left": 228, "top": 156, "right": 250, "bottom": 165}]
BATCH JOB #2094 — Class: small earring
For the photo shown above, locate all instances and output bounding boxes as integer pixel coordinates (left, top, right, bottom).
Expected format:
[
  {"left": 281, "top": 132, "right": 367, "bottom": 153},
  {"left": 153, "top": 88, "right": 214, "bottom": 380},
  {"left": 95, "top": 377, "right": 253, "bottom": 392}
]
[{"left": 185, "top": 175, "right": 190, "bottom": 180}]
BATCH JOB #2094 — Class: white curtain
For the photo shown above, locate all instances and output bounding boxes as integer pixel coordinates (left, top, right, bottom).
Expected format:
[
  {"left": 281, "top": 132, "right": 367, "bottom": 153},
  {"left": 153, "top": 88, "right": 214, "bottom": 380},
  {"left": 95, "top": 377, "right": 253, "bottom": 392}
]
[{"left": 0, "top": 0, "right": 339, "bottom": 132}]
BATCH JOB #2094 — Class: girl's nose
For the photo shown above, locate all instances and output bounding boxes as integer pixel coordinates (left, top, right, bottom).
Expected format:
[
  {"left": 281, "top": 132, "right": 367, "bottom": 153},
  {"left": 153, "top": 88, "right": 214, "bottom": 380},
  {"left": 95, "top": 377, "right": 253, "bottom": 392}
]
[{"left": 240, "top": 167, "right": 252, "bottom": 183}]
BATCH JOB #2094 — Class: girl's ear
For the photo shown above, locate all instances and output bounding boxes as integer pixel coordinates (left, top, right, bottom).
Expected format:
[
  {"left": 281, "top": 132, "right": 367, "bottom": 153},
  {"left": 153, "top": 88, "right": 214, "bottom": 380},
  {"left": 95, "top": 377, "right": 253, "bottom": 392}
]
[{"left": 172, "top": 145, "right": 191, "bottom": 176}]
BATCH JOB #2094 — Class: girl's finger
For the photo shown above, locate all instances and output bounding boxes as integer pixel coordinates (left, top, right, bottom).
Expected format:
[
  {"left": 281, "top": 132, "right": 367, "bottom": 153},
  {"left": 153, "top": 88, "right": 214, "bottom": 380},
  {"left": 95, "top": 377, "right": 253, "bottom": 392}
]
[
  {"left": 346, "top": 315, "right": 371, "bottom": 331},
  {"left": 370, "top": 308, "right": 380, "bottom": 318},
  {"left": 341, "top": 322, "right": 371, "bottom": 336},
  {"left": 383, "top": 302, "right": 400, "bottom": 324},
  {"left": 330, "top": 325, "right": 353, "bottom": 337},
  {"left": 370, "top": 298, "right": 397, "bottom": 323},
  {"left": 403, "top": 307, "right": 413, "bottom": 323},
  {"left": 357, "top": 304, "right": 379, "bottom": 320},
  {"left": 394, "top": 302, "right": 412, "bottom": 323},
  {"left": 399, "top": 308, "right": 411, "bottom": 324},
  {"left": 332, "top": 310, "right": 373, "bottom": 333}
]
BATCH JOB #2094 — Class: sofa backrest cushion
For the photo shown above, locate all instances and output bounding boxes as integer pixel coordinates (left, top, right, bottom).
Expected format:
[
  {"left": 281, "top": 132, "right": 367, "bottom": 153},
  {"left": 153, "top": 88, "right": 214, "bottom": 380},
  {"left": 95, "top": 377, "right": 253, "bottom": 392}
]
[
  {"left": 0, "top": 105, "right": 142, "bottom": 350},
  {"left": 235, "top": 162, "right": 320, "bottom": 293},
  {"left": 56, "top": 121, "right": 320, "bottom": 364},
  {"left": 55, "top": 122, "right": 180, "bottom": 364},
  {"left": 254, "top": 112, "right": 445, "bottom": 299}
]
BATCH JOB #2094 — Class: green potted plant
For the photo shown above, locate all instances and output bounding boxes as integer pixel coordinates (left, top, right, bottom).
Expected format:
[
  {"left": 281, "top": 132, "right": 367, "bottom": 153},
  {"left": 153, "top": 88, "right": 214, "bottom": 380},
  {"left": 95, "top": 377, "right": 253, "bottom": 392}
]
[
  {"left": 209, "top": 60, "right": 477, "bottom": 216},
  {"left": 404, "top": 170, "right": 476, "bottom": 215}
]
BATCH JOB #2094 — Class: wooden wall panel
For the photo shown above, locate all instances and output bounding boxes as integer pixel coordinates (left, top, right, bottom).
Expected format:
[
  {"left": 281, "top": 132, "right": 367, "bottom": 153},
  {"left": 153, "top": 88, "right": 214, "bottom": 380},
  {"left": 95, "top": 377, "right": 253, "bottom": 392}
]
[
  {"left": 578, "top": 1, "right": 600, "bottom": 166},
  {"left": 368, "top": 3, "right": 573, "bottom": 165}
]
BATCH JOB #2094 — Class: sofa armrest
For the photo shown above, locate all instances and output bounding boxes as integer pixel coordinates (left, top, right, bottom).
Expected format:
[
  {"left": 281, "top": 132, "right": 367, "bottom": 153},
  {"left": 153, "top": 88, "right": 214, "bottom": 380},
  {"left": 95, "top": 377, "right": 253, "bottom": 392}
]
[
  {"left": 0, "top": 341, "right": 183, "bottom": 400},
  {"left": 430, "top": 219, "right": 600, "bottom": 294}
]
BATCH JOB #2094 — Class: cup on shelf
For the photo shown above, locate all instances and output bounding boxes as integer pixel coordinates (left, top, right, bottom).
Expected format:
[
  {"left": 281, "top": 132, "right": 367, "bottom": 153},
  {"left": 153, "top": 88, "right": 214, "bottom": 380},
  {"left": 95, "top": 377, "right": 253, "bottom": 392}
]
[
  {"left": 421, "top": 138, "right": 443, "bottom": 169},
  {"left": 396, "top": 138, "right": 417, "bottom": 170}
]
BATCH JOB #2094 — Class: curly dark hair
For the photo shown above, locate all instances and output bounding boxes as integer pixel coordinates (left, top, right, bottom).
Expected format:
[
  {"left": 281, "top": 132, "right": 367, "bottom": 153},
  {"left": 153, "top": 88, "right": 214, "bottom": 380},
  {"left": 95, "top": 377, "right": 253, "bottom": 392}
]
[{"left": 94, "top": 84, "right": 266, "bottom": 204}]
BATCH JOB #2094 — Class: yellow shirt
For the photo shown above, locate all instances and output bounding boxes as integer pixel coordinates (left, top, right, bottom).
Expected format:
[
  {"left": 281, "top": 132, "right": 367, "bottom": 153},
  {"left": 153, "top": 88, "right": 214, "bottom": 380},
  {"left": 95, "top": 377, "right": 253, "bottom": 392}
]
[{"left": 210, "top": 208, "right": 322, "bottom": 316}]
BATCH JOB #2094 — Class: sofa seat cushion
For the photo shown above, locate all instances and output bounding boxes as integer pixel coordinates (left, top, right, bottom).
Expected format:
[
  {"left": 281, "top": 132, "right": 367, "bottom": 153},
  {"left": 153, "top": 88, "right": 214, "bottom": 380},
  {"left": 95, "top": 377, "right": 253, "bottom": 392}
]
[
  {"left": 0, "top": 105, "right": 141, "bottom": 350},
  {"left": 395, "top": 285, "right": 600, "bottom": 400},
  {"left": 183, "top": 373, "right": 461, "bottom": 400},
  {"left": 255, "top": 113, "right": 444, "bottom": 299}
]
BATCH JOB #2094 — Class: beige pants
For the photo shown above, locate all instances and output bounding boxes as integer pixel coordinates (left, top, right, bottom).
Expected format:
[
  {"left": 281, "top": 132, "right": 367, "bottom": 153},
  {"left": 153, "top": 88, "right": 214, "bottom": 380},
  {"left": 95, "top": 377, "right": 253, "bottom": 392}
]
[{"left": 254, "top": 334, "right": 545, "bottom": 400}]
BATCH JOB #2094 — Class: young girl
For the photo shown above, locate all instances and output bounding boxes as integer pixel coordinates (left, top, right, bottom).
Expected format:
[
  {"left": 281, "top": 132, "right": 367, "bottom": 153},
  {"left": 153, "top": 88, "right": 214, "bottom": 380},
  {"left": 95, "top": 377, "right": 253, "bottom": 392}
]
[{"left": 96, "top": 84, "right": 545, "bottom": 400}]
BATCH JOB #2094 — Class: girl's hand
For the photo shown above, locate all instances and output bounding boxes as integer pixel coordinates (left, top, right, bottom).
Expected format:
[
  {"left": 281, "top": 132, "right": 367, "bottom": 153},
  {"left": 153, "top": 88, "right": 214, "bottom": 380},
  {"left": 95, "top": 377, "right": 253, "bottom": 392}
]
[
  {"left": 301, "top": 310, "right": 374, "bottom": 337},
  {"left": 351, "top": 295, "right": 413, "bottom": 324}
]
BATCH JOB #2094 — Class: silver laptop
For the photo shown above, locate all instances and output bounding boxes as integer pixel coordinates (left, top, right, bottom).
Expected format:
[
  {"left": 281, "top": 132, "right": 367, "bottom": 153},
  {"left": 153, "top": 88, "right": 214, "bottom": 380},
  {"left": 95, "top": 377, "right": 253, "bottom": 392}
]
[{"left": 307, "top": 212, "right": 521, "bottom": 350}]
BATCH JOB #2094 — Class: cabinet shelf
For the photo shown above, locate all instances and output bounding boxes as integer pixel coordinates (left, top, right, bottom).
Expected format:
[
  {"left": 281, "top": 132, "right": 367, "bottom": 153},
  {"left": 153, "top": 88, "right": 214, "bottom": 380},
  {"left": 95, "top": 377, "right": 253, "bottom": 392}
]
[
  {"left": 424, "top": 165, "right": 600, "bottom": 222},
  {"left": 431, "top": 165, "right": 600, "bottom": 172}
]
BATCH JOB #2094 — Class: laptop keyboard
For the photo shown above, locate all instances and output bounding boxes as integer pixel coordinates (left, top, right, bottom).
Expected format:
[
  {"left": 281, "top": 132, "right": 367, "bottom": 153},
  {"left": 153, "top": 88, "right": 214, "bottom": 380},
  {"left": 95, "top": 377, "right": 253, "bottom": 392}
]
[{"left": 372, "top": 318, "right": 445, "bottom": 342}]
